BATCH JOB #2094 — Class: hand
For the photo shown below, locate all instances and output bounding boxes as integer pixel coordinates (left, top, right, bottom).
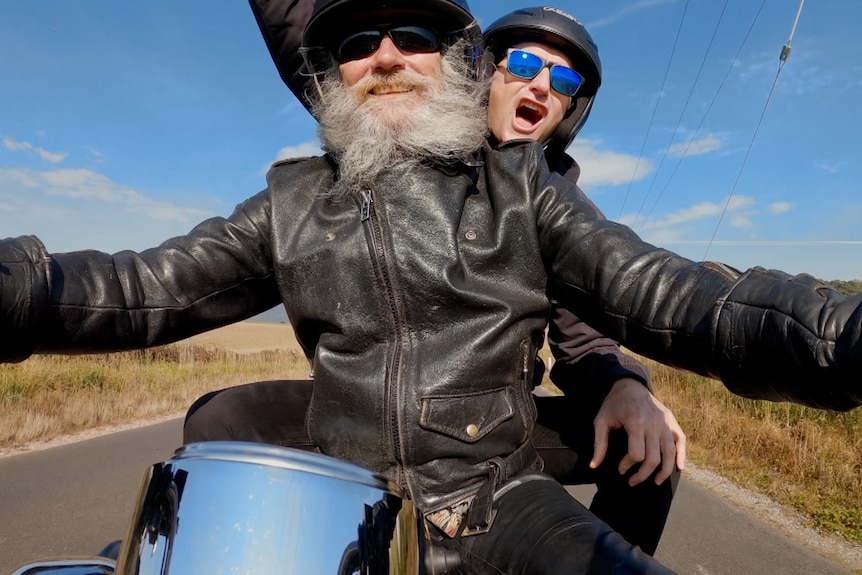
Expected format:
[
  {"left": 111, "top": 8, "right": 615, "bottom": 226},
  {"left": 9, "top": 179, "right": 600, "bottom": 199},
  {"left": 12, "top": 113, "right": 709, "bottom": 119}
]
[{"left": 590, "top": 378, "right": 686, "bottom": 486}]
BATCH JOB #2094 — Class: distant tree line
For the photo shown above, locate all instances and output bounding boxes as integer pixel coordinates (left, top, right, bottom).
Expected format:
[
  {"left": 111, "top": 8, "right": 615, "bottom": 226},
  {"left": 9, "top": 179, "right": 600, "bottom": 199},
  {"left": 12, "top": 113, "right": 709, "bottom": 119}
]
[{"left": 822, "top": 279, "right": 862, "bottom": 296}]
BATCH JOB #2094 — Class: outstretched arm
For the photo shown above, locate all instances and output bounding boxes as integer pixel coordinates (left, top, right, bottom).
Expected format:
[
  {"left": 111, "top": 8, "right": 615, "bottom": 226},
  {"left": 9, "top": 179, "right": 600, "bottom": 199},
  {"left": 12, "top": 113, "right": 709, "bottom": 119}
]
[
  {"left": 0, "top": 191, "right": 281, "bottom": 361},
  {"left": 494, "top": 141, "right": 862, "bottom": 412},
  {"left": 248, "top": 0, "right": 316, "bottom": 112}
]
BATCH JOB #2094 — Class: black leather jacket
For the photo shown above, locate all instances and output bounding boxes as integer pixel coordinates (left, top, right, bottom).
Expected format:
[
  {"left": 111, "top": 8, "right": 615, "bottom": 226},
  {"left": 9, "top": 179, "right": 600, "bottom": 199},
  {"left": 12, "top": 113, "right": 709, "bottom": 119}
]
[
  {"left": 2, "top": 141, "right": 861, "bottom": 513},
  {"left": 248, "top": 0, "right": 653, "bottom": 402}
]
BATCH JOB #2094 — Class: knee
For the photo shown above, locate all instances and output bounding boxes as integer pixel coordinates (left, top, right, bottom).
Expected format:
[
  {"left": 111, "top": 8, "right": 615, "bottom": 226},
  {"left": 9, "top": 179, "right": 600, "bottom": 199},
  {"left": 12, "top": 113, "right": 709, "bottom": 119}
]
[
  {"left": 183, "top": 388, "right": 231, "bottom": 443},
  {"left": 534, "top": 521, "right": 675, "bottom": 574}
]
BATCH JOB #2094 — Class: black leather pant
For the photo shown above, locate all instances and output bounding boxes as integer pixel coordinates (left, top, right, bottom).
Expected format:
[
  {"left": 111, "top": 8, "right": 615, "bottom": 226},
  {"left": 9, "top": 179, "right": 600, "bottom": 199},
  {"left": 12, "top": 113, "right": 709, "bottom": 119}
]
[
  {"left": 442, "top": 476, "right": 676, "bottom": 574},
  {"left": 184, "top": 380, "right": 678, "bottom": 560}
]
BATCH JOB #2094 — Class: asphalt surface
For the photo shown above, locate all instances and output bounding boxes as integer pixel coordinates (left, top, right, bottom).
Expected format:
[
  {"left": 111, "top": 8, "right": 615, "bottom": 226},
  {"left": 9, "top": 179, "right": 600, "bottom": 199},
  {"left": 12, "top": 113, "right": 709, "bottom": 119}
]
[{"left": 0, "top": 417, "right": 853, "bottom": 574}]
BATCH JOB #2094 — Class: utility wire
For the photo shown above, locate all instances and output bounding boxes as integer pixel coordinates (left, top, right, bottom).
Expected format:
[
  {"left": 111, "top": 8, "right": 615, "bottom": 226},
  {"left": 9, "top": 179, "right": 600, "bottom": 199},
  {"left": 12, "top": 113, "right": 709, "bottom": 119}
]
[
  {"left": 632, "top": 0, "right": 732, "bottom": 231},
  {"left": 637, "top": 1, "right": 768, "bottom": 231},
  {"left": 616, "top": 0, "right": 691, "bottom": 221},
  {"left": 703, "top": 0, "right": 806, "bottom": 260}
]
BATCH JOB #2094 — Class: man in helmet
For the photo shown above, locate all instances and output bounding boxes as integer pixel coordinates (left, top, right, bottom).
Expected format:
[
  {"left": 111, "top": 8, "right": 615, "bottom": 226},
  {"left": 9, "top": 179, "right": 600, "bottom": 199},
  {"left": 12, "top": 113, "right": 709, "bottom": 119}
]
[
  {"left": 483, "top": 8, "right": 680, "bottom": 554},
  {"left": 208, "top": 1, "right": 679, "bottom": 557},
  {"left": 4, "top": 0, "right": 862, "bottom": 573}
]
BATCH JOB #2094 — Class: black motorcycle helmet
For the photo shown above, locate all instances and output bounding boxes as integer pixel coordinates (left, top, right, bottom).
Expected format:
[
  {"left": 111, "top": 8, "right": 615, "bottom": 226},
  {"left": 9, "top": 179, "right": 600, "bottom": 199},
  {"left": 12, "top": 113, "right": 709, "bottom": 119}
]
[
  {"left": 483, "top": 6, "right": 602, "bottom": 159},
  {"left": 301, "top": 0, "right": 481, "bottom": 81}
]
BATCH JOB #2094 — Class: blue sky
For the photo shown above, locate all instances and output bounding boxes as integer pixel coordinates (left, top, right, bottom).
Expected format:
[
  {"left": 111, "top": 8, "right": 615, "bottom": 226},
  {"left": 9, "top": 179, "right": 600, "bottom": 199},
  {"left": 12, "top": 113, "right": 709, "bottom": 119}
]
[{"left": 1, "top": 0, "right": 860, "bottom": 281}]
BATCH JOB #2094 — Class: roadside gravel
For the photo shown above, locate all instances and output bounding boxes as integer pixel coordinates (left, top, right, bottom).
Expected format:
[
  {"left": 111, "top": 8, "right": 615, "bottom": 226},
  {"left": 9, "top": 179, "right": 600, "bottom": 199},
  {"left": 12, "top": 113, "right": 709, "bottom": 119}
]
[{"left": 685, "top": 463, "right": 862, "bottom": 572}]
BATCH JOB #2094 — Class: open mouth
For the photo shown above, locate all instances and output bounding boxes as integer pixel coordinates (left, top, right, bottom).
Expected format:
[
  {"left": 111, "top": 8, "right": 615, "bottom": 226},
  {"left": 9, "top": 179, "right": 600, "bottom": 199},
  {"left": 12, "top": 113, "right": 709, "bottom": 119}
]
[{"left": 515, "top": 101, "right": 546, "bottom": 129}]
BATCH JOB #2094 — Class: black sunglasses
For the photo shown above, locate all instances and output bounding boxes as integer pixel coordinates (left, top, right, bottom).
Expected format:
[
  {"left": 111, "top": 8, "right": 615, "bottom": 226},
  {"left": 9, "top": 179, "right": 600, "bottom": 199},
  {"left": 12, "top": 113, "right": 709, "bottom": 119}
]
[{"left": 336, "top": 26, "right": 440, "bottom": 63}]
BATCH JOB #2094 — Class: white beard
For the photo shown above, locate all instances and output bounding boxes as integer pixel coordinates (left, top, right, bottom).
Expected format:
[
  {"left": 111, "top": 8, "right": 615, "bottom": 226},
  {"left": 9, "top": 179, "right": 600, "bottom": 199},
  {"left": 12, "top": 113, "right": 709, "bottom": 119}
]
[{"left": 315, "top": 41, "right": 489, "bottom": 197}]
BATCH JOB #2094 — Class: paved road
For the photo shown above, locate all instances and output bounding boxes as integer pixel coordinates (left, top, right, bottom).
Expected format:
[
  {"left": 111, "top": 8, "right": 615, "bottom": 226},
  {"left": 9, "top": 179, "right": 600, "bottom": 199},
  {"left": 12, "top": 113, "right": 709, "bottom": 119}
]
[{"left": 0, "top": 417, "right": 853, "bottom": 574}]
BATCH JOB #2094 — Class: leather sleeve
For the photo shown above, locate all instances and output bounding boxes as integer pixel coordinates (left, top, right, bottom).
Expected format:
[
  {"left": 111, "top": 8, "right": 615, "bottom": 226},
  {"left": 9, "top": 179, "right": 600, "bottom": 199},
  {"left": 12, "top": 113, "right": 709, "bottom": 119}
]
[
  {"left": 515, "top": 143, "right": 862, "bottom": 412},
  {"left": 0, "top": 191, "right": 282, "bottom": 360},
  {"left": 713, "top": 268, "right": 862, "bottom": 410},
  {"left": 0, "top": 236, "right": 52, "bottom": 362},
  {"left": 248, "top": 0, "right": 316, "bottom": 113},
  {"left": 546, "top": 154, "right": 653, "bottom": 406}
]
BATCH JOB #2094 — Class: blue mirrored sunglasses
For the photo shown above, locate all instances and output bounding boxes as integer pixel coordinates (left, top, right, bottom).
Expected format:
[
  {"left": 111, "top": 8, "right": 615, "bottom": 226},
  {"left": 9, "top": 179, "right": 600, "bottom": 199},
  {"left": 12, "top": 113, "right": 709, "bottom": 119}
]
[
  {"left": 505, "top": 49, "right": 584, "bottom": 97},
  {"left": 337, "top": 26, "right": 439, "bottom": 63}
]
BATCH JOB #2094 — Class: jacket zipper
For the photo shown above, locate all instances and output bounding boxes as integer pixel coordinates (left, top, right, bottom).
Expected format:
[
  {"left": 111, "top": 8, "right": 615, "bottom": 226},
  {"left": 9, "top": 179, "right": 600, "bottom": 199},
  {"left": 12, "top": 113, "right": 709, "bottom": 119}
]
[{"left": 359, "top": 189, "right": 407, "bottom": 484}]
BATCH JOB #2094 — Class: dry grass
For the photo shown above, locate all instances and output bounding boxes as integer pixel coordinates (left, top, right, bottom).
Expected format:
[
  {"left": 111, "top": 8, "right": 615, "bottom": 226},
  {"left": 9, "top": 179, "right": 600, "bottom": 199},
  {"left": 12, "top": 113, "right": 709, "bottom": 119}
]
[
  {"left": 0, "top": 322, "right": 309, "bottom": 450},
  {"left": 644, "top": 356, "right": 862, "bottom": 545},
  {"left": 2, "top": 321, "right": 861, "bottom": 546}
]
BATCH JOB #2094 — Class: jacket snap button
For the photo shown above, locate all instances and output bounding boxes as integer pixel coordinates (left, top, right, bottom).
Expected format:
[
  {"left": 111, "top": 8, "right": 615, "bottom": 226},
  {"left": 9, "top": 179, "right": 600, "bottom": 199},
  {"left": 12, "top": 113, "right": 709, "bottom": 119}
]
[
  {"left": 465, "top": 230, "right": 477, "bottom": 240},
  {"left": 466, "top": 424, "right": 479, "bottom": 437}
]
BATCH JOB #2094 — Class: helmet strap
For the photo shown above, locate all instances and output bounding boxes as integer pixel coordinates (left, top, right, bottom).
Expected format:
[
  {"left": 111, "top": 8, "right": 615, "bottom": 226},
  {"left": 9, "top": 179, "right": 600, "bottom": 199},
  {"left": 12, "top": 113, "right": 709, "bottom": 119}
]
[{"left": 545, "top": 96, "right": 594, "bottom": 160}]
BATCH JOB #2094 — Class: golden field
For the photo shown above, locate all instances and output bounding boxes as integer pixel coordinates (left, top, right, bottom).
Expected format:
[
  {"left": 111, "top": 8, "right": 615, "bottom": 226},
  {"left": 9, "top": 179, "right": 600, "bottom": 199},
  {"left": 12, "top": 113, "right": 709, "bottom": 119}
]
[{"left": 0, "top": 321, "right": 309, "bottom": 450}]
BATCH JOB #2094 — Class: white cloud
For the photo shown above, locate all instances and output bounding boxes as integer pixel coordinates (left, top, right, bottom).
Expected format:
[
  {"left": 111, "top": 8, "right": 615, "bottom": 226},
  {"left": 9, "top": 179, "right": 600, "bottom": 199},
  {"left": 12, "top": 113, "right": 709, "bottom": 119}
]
[
  {"left": 8, "top": 168, "right": 207, "bottom": 224},
  {"left": 567, "top": 139, "right": 653, "bottom": 187},
  {"left": 640, "top": 195, "right": 756, "bottom": 229},
  {"left": 258, "top": 142, "right": 323, "bottom": 176},
  {"left": 815, "top": 161, "right": 842, "bottom": 175},
  {"left": 768, "top": 201, "right": 792, "bottom": 214},
  {"left": 0, "top": 167, "right": 40, "bottom": 188},
  {"left": 0, "top": 167, "right": 221, "bottom": 252},
  {"left": 728, "top": 212, "right": 754, "bottom": 229},
  {"left": 41, "top": 168, "right": 128, "bottom": 201},
  {"left": 276, "top": 142, "right": 323, "bottom": 162},
  {"left": 587, "top": 0, "right": 677, "bottom": 29},
  {"left": 732, "top": 51, "right": 777, "bottom": 85},
  {"left": 667, "top": 134, "right": 723, "bottom": 158},
  {"left": 3, "top": 137, "right": 68, "bottom": 164},
  {"left": 632, "top": 195, "right": 758, "bottom": 244}
]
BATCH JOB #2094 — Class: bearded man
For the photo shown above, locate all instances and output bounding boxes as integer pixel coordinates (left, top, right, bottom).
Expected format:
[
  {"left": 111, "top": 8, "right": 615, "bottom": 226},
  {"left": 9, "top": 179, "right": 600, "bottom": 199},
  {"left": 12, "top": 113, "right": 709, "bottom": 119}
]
[
  {"left": 3, "top": 0, "right": 862, "bottom": 573},
  {"left": 312, "top": 25, "right": 487, "bottom": 196},
  {"left": 189, "top": 1, "right": 683, "bottom": 560}
]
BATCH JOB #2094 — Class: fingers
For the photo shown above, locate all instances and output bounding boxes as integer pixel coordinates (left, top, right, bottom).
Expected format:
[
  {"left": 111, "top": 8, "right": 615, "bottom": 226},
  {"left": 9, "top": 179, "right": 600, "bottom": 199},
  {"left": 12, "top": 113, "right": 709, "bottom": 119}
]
[
  {"left": 625, "top": 426, "right": 659, "bottom": 486},
  {"left": 672, "top": 416, "right": 687, "bottom": 472},
  {"left": 651, "top": 428, "right": 677, "bottom": 485},
  {"left": 590, "top": 416, "right": 610, "bottom": 469},
  {"left": 654, "top": 400, "right": 686, "bottom": 481},
  {"left": 591, "top": 379, "right": 687, "bottom": 486},
  {"left": 614, "top": 395, "right": 683, "bottom": 486}
]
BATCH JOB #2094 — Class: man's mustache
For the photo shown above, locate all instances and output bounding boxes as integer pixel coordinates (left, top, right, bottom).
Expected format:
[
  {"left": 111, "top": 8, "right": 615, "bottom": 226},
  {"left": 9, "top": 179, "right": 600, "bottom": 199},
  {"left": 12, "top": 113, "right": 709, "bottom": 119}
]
[{"left": 350, "top": 70, "right": 437, "bottom": 98}]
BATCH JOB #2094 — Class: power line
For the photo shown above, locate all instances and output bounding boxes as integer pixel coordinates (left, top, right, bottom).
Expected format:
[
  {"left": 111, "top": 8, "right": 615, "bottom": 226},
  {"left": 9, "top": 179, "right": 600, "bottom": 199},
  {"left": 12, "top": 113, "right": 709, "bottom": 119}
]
[
  {"left": 616, "top": 0, "right": 691, "bottom": 221},
  {"left": 665, "top": 240, "right": 862, "bottom": 246},
  {"left": 631, "top": 0, "right": 732, "bottom": 231},
  {"left": 703, "top": 0, "right": 806, "bottom": 260},
  {"left": 637, "top": 1, "right": 768, "bottom": 231}
]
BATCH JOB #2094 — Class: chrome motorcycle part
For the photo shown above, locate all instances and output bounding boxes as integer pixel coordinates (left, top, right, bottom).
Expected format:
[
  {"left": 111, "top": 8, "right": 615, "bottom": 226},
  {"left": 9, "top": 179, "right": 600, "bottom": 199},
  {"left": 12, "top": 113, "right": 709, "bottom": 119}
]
[
  {"left": 11, "top": 558, "right": 116, "bottom": 575},
  {"left": 115, "top": 441, "right": 422, "bottom": 574}
]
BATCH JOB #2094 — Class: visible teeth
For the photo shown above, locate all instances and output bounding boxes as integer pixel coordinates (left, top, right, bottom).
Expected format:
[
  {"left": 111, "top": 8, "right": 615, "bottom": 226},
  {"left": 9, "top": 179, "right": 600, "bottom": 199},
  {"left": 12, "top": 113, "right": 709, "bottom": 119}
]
[
  {"left": 520, "top": 102, "right": 545, "bottom": 116},
  {"left": 371, "top": 86, "right": 412, "bottom": 95}
]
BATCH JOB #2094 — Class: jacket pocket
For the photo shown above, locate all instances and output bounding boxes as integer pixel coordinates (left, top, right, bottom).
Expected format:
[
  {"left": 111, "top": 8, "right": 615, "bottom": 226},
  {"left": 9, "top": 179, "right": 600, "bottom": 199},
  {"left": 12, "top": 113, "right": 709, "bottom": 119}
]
[{"left": 419, "top": 387, "right": 515, "bottom": 443}]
